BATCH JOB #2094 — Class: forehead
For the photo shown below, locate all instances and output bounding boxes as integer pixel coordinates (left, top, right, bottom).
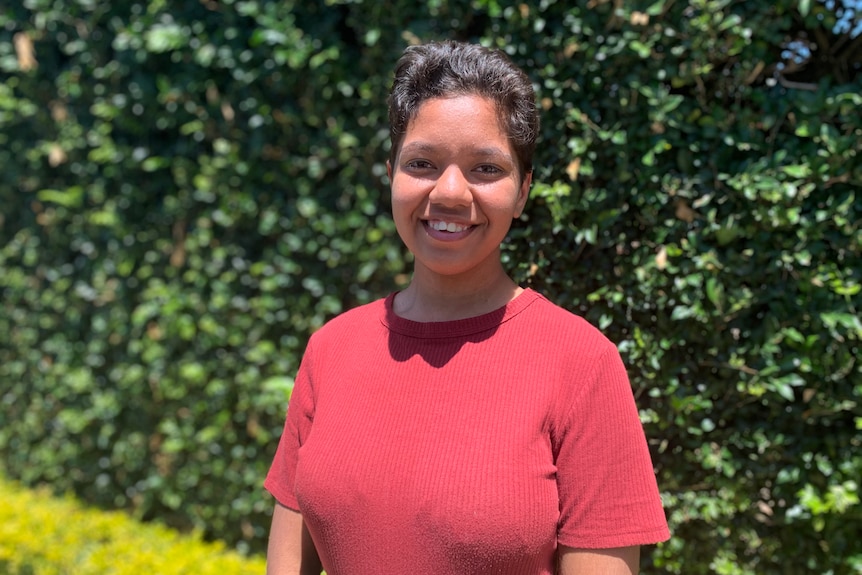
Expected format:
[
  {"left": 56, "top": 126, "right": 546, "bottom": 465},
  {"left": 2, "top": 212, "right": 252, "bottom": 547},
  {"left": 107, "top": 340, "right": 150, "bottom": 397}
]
[
  {"left": 412, "top": 92, "right": 502, "bottom": 119},
  {"left": 401, "top": 95, "right": 510, "bottom": 148}
]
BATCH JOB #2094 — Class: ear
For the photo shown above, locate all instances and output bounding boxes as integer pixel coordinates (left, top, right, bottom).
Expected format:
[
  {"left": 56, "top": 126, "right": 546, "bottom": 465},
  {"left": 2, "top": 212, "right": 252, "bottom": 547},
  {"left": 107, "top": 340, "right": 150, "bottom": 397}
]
[
  {"left": 386, "top": 160, "right": 393, "bottom": 181},
  {"left": 514, "top": 171, "right": 532, "bottom": 218}
]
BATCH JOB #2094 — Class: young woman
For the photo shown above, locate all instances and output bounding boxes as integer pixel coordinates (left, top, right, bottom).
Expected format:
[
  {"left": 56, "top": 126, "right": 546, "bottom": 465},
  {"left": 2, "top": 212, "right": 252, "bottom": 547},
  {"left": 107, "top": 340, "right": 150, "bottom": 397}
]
[{"left": 264, "top": 40, "right": 669, "bottom": 575}]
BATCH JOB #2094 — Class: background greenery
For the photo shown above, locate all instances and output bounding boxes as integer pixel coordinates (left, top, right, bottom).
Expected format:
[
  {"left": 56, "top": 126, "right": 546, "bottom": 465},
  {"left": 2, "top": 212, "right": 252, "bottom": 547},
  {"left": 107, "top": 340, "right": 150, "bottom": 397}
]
[
  {"left": 1, "top": 0, "right": 860, "bottom": 573},
  {"left": 0, "top": 475, "right": 265, "bottom": 574}
]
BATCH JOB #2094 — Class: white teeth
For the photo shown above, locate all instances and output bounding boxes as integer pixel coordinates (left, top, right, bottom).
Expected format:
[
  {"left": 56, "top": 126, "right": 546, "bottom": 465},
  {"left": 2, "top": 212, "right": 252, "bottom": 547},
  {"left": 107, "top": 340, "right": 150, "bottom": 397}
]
[{"left": 429, "top": 221, "right": 467, "bottom": 233}]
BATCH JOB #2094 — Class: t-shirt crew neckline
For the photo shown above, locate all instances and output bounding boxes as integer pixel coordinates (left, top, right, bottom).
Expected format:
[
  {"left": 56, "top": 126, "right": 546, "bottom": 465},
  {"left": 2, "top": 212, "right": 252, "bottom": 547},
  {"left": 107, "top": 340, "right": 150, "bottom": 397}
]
[{"left": 381, "top": 287, "right": 542, "bottom": 339}]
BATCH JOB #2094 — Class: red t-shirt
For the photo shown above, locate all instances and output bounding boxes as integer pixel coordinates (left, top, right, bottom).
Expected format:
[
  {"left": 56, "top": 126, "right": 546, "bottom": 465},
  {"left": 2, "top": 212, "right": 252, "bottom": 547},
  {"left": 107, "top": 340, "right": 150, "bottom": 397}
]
[{"left": 265, "top": 289, "right": 669, "bottom": 574}]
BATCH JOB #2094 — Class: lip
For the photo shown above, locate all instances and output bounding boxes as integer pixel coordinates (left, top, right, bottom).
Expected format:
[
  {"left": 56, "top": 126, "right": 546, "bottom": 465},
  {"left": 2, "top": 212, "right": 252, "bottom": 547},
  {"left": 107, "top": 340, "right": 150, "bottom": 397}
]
[{"left": 422, "top": 219, "right": 476, "bottom": 242}]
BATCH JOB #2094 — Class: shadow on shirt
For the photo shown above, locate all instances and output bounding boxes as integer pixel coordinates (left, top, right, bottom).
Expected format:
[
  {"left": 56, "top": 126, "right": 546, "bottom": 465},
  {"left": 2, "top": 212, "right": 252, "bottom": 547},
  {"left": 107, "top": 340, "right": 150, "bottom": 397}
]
[{"left": 385, "top": 305, "right": 505, "bottom": 369}]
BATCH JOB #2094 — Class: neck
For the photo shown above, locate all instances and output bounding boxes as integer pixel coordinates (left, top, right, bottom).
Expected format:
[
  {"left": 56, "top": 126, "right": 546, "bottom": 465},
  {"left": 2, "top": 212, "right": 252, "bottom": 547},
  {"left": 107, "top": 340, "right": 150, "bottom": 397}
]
[{"left": 394, "top": 262, "right": 523, "bottom": 322}]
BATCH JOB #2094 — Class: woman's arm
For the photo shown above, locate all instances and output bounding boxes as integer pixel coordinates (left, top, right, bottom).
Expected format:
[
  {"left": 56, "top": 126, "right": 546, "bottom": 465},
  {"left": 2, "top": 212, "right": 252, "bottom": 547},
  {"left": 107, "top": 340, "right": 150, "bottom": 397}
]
[
  {"left": 558, "top": 545, "right": 640, "bottom": 574},
  {"left": 266, "top": 503, "right": 322, "bottom": 575}
]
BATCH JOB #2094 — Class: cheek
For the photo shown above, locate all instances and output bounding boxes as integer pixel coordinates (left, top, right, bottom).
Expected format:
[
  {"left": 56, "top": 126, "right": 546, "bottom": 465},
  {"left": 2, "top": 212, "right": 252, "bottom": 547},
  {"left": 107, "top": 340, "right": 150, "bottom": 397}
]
[
  {"left": 389, "top": 191, "right": 415, "bottom": 230},
  {"left": 390, "top": 195, "right": 418, "bottom": 247},
  {"left": 478, "top": 187, "right": 522, "bottom": 216},
  {"left": 390, "top": 184, "right": 407, "bottom": 211},
  {"left": 390, "top": 175, "right": 420, "bottom": 211}
]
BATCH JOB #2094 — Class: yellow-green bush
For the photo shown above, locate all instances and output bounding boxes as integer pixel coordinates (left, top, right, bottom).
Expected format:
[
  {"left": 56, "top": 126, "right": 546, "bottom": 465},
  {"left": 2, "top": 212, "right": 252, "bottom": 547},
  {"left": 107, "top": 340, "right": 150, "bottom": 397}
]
[{"left": 0, "top": 477, "right": 266, "bottom": 575}]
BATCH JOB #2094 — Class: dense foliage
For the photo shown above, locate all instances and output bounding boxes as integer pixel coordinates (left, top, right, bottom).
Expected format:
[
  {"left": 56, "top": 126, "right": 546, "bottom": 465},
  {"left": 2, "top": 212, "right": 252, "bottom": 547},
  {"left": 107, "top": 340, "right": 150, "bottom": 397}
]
[
  {"left": 0, "top": 476, "right": 266, "bottom": 574},
  {"left": 1, "top": 0, "right": 859, "bottom": 572}
]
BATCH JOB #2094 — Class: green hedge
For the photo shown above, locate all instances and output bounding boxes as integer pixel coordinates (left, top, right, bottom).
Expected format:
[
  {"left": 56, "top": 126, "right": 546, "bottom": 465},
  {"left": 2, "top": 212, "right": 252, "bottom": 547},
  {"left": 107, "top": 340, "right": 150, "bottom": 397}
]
[
  {"left": 1, "top": 1, "right": 860, "bottom": 573},
  {"left": 0, "top": 476, "right": 266, "bottom": 574}
]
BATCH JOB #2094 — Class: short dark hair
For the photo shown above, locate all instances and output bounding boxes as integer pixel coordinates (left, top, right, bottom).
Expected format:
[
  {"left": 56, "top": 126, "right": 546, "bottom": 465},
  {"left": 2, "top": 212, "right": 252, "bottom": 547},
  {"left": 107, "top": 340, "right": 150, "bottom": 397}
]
[{"left": 387, "top": 41, "right": 539, "bottom": 180}]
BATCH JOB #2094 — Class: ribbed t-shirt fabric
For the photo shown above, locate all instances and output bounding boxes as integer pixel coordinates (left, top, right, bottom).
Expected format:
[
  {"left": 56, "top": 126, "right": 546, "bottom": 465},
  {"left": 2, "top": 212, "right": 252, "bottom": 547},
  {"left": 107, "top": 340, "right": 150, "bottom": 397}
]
[{"left": 265, "top": 288, "right": 669, "bottom": 574}]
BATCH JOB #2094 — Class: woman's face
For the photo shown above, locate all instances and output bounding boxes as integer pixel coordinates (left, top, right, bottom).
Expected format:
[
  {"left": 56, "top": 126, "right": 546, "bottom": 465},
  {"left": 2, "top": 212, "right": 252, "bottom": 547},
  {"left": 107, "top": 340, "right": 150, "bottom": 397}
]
[{"left": 388, "top": 94, "right": 531, "bottom": 280}]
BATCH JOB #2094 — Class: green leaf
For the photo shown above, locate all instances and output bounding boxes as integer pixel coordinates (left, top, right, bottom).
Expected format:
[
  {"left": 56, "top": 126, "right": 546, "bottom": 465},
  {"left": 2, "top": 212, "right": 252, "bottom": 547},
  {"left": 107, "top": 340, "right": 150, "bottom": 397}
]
[
  {"left": 705, "top": 277, "right": 724, "bottom": 311},
  {"left": 261, "top": 376, "right": 295, "bottom": 399},
  {"left": 144, "top": 23, "right": 188, "bottom": 53},
  {"left": 37, "top": 187, "right": 85, "bottom": 208},
  {"left": 781, "top": 164, "right": 811, "bottom": 178},
  {"left": 821, "top": 312, "right": 862, "bottom": 337}
]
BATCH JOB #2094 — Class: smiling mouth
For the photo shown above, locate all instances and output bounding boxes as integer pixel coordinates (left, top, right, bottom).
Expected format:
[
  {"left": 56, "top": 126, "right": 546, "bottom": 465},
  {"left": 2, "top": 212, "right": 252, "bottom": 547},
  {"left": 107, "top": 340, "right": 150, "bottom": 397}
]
[{"left": 427, "top": 220, "right": 472, "bottom": 233}]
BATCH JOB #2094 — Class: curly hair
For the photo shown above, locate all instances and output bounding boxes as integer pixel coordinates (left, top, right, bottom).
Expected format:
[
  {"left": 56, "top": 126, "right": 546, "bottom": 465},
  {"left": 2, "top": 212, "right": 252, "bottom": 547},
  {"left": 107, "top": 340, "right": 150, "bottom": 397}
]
[{"left": 387, "top": 41, "right": 539, "bottom": 181}]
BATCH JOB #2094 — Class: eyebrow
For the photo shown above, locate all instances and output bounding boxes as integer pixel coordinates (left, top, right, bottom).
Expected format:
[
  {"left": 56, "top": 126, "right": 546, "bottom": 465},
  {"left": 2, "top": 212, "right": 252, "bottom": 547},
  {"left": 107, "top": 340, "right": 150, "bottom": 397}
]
[{"left": 399, "top": 142, "right": 513, "bottom": 162}]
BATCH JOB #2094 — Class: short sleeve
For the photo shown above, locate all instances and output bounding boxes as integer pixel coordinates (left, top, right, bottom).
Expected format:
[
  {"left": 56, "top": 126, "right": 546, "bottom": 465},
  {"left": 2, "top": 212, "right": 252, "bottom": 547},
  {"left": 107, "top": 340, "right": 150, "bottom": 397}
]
[
  {"left": 554, "top": 343, "right": 670, "bottom": 548},
  {"left": 264, "top": 341, "right": 317, "bottom": 510}
]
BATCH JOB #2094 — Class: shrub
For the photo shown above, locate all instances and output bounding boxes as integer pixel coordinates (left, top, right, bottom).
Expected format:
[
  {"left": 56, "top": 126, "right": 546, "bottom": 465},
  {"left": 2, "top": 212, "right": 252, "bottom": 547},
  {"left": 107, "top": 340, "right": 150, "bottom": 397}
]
[{"left": 0, "top": 476, "right": 266, "bottom": 575}]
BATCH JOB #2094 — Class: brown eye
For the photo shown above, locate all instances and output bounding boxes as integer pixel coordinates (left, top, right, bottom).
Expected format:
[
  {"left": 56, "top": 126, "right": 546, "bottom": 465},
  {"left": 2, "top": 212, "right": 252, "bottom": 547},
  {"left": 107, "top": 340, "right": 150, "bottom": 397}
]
[
  {"left": 405, "top": 159, "right": 434, "bottom": 170},
  {"left": 475, "top": 164, "right": 502, "bottom": 175}
]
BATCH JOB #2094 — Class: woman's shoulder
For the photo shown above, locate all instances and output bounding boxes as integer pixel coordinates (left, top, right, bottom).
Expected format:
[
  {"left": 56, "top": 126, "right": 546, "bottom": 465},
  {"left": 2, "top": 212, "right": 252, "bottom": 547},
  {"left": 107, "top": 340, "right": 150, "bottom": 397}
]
[
  {"left": 307, "top": 295, "right": 390, "bottom": 344},
  {"left": 510, "top": 291, "right": 623, "bottom": 369},
  {"left": 521, "top": 290, "right": 615, "bottom": 345}
]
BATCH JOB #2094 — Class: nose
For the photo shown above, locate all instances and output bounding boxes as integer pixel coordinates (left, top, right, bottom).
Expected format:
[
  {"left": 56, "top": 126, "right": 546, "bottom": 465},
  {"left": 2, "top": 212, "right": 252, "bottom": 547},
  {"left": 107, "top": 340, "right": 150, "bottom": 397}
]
[{"left": 429, "top": 164, "right": 471, "bottom": 207}]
